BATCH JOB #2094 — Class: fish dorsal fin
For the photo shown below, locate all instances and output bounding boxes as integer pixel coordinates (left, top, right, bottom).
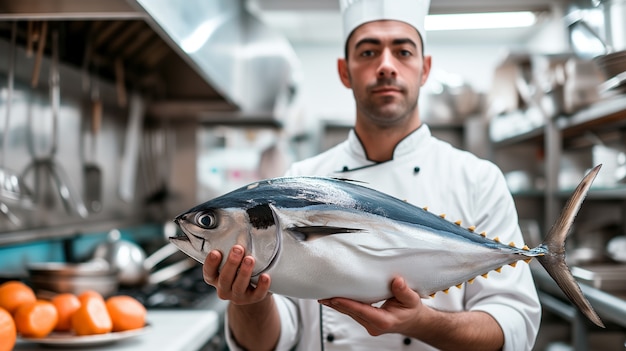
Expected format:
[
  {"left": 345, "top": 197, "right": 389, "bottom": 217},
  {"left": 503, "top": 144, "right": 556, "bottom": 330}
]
[
  {"left": 330, "top": 177, "right": 368, "bottom": 185},
  {"left": 287, "top": 226, "right": 363, "bottom": 241}
]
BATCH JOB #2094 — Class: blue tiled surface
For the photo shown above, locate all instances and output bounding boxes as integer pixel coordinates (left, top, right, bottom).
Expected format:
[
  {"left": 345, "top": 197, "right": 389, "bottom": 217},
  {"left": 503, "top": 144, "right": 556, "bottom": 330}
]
[{"left": 0, "top": 223, "right": 163, "bottom": 278}]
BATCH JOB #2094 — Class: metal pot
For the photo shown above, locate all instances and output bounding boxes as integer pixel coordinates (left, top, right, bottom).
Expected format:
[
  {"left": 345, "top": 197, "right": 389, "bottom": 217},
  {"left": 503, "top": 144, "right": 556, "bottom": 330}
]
[
  {"left": 92, "top": 229, "right": 147, "bottom": 286},
  {"left": 27, "top": 260, "right": 118, "bottom": 297},
  {"left": 92, "top": 228, "right": 197, "bottom": 287}
]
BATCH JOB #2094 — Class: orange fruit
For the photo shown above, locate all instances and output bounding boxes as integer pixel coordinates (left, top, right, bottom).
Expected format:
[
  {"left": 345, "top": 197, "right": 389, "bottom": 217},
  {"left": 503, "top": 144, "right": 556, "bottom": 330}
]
[
  {"left": 71, "top": 293, "right": 112, "bottom": 336},
  {"left": 106, "top": 295, "right": 146, "bottom": 332},
  {"left": 0, "top": 307, "right": 16, "bottom": 351},
  {"left": 14, "top": 300, "right": 58, "bottom": 338},
  {"left": 51, "top": 293, "right": 81, "bottom": 332},
  {"left": 0, "top": 281, "right": 36, "bottom": 315},
  {"left": 78, "top": 290, "right": 105, "bottom": 304}
]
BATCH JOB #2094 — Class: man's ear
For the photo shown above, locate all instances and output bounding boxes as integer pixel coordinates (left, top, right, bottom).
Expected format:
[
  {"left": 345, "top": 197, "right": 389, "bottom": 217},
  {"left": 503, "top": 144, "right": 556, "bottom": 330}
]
[
  {"left": 337, "top": 58, "right": 351, "bottom": 88},
  {"left": 421, "top": 55, "right": 432, "bottom": 87}
]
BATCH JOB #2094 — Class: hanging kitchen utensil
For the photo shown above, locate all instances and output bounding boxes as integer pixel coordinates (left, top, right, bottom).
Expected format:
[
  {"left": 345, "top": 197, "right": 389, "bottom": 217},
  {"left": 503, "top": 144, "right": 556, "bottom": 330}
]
[
  {"left": 119, "top": 93, "right": 145, "bottom": 203},
  {"left": 82, "top": 45, "right": 103, "bottom": 213},
  {"left": 0, "top": 22, "right": 32, "bottom": 226},
  {"left": 21, "top": 29, "right": 88, "bottom": 218},
  {"left": 144, "top": 120, "right": 175, "bottom": 204},
  {"left": 30, "top": 21, "right": 47, "bottom": 88},
  {"left": 115, "top": 58, "right": 127, "bottom": 107}
]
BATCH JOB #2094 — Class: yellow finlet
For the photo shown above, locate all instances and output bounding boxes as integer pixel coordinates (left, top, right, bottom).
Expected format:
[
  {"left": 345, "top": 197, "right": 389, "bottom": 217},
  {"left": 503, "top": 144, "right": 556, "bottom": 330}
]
[
  {"left": 455, "top": 220, "right": 462, "bottom": 226},
  {"left": 456, "top": 283, "right": 463, "bottom": 289},
  {"left": 480, "top": 232, "right": 487, "bottom": 237},
  {"left": 522, "top": 245, "right": 530, "bottom": 250},
  {"left": 439, "top": 214, "right": 446, "bottom": 218},
  {"left": 443, "top": 288, "right": 449, "bottom": 294},
  {"left": 495, "top": 267, "right": 502, "bottom": 273},
  {"left": 468, "top": 226, "right": 476, "bottom": 232},
  {"left": 468, "top": 278, "right": 475, "bottom": 284},
  {"left": 509, "top": 262, "right": 517, "bottom": 268},
  {"left": 429, "top": 293, "right": 436, "bottom": 298},
  {"left": 524, "top": 258, "right": 533, "bottom": 264},
  {"left": 493, "top": 236, "right": 500, "bottom": 243},
  {"left": 508, "top": 242, "right": 516, "bottom": 247},
  {"left": 423, "top": 206, "right": 429, "bottom": 211},
  {"left": 481, "top": 273, "right": 489, "bottom": 279}
]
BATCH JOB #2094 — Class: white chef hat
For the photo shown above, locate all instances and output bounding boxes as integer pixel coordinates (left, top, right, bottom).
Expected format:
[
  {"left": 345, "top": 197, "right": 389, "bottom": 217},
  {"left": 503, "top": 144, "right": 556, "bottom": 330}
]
[{"left": 340, "top": 0, "right": 431, "bottom": 45}]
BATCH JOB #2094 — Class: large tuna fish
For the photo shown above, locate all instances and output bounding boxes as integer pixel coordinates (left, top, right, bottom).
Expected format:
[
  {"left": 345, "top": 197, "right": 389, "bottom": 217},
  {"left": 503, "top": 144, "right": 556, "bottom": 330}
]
[{"left": 172, "top": 165, "right": 604, "bottom": 327}]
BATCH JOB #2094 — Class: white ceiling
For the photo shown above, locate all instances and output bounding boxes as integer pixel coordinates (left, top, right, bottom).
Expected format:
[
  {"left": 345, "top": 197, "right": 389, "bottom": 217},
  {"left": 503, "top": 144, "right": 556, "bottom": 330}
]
[
  {"left": 249, "top": 0, "right": 566, "bottom": 44},
  {"left": 252, "top": 0, "right": 565, "bottom": 13}
]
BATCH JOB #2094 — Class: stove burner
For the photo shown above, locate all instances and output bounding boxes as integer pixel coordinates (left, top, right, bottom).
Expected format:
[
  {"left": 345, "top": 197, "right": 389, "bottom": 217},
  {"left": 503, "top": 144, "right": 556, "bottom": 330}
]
[{"left": 117, "top": 265, "right": 216, "bottom": 309}]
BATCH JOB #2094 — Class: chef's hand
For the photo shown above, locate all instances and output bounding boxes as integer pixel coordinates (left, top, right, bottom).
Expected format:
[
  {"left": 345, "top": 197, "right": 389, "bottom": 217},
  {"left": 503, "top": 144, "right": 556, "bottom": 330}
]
[
  {"left": 202, "top": 245, "right": 272, "bottom": 305},
  {"left": 319, "top": 276, "right": 428, "bottom": 337}
]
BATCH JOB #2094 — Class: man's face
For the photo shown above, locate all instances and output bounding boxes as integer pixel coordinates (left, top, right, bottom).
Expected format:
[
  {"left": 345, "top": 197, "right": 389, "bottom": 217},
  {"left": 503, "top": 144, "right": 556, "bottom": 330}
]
[{"left": 338, "top": 20, "right": 431, "bottom": 127}]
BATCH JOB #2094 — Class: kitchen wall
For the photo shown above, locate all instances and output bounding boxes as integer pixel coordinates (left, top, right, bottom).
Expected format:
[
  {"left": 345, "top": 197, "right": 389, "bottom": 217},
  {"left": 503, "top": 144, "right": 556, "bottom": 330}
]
[
  {"left": 0, "top": 33, "right": 189, "bottom": 275},
  {"left": 281, "top": 6, "right": 571, "bottom": 126}
]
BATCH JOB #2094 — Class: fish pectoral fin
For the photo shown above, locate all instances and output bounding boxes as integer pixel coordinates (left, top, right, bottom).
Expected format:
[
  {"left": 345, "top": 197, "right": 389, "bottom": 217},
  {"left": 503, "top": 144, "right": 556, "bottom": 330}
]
[{"left": 287, "top": 226, "right": 363, "bottom": 241}]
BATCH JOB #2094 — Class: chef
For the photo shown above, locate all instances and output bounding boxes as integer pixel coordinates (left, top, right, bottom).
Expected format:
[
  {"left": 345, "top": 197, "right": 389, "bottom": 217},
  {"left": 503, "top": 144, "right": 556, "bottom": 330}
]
[{"left": 203, "top": 0, "right": 542, "bottom": 349}]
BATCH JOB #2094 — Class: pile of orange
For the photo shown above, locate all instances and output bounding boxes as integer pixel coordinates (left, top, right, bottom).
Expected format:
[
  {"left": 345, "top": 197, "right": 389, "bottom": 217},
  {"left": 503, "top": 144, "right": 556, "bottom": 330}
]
[{"left": 0, "top": 280, "right": 147, "bottom": 350}]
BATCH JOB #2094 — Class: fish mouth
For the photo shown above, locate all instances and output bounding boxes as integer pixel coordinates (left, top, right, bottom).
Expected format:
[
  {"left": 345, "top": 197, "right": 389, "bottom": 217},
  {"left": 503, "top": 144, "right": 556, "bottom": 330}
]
[{"left": 169, "top": 217, "right": 207, "bottom": 263}]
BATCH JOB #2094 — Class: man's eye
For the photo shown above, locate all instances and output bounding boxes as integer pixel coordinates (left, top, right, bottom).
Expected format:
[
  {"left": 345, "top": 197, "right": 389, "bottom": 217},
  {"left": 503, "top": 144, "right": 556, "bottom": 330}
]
[
  {"left": 399, "top": 50, "right": 412, "bottom": 57},
  {"left": 360, "top": 50, "right": 375, "bottom": 57},
  {"left": 195, "top": 212, "right": 218, "bottom": 229}
]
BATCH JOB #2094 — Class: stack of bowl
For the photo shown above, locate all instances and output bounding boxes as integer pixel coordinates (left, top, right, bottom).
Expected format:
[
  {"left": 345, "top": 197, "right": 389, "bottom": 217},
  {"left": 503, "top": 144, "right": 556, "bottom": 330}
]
[
  {"left": 595, "top": 49, "right": 626, "bottom": 93},
  {"left": 27, "top": 260, "right": 118, "bottom": 297}
]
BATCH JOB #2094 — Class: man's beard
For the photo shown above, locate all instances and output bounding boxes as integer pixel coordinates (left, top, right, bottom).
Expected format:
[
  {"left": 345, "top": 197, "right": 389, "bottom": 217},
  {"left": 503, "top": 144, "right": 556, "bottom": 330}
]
[{"left": 355, "top": 77, "right": 419, "bottom": 126}]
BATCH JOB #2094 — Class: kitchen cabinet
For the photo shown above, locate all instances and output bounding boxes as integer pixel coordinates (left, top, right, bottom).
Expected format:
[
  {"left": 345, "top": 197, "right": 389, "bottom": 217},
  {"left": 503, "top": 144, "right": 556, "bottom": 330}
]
[{"left": 489, "top": 93, "right": 626, "bottom": 350}]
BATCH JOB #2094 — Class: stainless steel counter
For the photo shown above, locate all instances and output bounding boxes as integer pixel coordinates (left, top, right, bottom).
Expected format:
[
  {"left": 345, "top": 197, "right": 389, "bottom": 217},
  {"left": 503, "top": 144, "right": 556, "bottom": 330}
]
[
  {"left": 14, "top": 309, "right": 219, "bottom": 351},
  {"left": 532, "top": 264, "right": 626, "bottom": 351}
]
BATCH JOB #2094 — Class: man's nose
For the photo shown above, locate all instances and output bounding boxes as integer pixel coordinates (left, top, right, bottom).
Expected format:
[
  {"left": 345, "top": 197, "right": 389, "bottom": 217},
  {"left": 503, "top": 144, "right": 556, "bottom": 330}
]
[{"left": 377, "top": 49, "right": 397, "bottom": 78}]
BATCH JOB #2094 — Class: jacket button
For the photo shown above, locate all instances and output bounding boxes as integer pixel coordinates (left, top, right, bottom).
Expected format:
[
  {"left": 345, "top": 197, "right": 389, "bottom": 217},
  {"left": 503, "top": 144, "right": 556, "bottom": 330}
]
[
  {"left": 326, "top": 333, "right": 335, "bottom": 342},
  {"left": 403, "top": 337, "right": 412, "bottom": 345}
]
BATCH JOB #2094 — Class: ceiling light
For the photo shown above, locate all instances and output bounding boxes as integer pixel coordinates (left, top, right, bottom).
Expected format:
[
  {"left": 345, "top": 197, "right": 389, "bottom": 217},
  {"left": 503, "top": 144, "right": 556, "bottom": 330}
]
[{"left": 425, "top": 11, "right": 537, "bottom": 31}]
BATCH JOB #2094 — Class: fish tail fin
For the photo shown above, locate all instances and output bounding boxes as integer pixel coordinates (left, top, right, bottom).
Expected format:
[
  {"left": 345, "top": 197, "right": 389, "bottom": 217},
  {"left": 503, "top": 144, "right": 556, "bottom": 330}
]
[{"left": 537, "top": 164, "right": 604, "bottom": 328}]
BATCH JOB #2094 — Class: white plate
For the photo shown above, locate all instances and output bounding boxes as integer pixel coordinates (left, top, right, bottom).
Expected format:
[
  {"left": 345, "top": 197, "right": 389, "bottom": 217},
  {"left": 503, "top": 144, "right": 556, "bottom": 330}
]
[{"left": 19, "top": 323, "right": 150, "bottom": 348}]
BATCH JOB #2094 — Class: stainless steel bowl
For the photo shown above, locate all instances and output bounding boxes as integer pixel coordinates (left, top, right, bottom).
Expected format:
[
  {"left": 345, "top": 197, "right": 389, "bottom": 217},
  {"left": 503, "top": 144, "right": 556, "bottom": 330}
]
[{"left": 27, "top": 260, "right": 119, "bottom": 297}]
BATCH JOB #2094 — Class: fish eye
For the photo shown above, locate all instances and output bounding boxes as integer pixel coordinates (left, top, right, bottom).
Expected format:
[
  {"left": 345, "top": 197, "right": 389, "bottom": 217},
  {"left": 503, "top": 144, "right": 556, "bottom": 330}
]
[{"left": 195, "top": 212, "right": 218, "bottom": 229}]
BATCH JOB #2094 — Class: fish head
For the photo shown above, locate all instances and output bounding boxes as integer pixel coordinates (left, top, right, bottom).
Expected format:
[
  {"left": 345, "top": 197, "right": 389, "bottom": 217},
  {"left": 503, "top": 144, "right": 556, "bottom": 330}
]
[{"left": 172, "top": 203, "right": 281, "bottom": 277}]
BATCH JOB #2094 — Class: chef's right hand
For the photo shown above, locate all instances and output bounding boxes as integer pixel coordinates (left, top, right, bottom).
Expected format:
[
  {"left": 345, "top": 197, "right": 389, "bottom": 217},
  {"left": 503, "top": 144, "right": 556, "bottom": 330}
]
[{"left": 203, "top": 245, "right": 272, "bottom": 305}]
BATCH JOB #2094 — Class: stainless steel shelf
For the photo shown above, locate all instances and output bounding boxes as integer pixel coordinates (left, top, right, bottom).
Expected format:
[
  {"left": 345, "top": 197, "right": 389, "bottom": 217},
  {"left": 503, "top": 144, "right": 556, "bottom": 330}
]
[
  {"left": 533, "top": 265, "right": 626, "bottom": 328},
  {"left": 556, "top": 95, "right": 626, "bottom": 138},
  {"left": 492, "top": 126, "right": 544, "bottom": 148},
  {"left": 557, "top": 186, "right": 626, "bottom": 200},
  {"left": 0, "top": 218, "right": 141, "bottom": 246},
  {"left": 492, "top": 95, "right": 626, "bottom": 149}
]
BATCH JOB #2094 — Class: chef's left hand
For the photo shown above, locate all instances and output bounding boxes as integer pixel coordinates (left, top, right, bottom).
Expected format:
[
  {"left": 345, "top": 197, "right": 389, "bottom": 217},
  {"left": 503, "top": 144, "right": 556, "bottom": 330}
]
[{"left": 319, "top": 276, "right": 427, "bottom": 336}]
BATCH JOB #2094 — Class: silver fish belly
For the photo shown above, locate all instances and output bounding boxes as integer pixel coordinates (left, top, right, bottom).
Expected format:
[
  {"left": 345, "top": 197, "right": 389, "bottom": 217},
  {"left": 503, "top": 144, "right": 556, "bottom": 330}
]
[{"left": 172, "top": 165, "right": 604, "bottom": 327}]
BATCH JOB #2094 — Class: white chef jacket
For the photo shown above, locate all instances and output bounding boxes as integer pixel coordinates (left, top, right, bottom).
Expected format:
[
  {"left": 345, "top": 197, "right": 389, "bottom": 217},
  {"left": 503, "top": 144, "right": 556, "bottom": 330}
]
[{"left": 225, "top": 125, "right": 541, "bottom": 351}]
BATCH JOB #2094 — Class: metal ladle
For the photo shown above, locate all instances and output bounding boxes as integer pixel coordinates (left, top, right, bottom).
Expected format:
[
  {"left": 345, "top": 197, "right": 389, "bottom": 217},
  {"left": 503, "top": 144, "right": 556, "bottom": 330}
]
[
  {"left": 0, "top": 22, "right": 32, "bottom": 226},
  {"left": 20, "top": 29, "right": 88, "bottom": 218}
]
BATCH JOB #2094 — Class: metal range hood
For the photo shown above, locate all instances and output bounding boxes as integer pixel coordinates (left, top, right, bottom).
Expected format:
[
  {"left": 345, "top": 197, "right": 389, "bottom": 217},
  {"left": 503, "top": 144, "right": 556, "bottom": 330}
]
[
  {"left": 0, "top": 0, "right": 300, "bottom": 122},
  {"left": 131, "top": 0, "right": 300, "bottom": 122}
]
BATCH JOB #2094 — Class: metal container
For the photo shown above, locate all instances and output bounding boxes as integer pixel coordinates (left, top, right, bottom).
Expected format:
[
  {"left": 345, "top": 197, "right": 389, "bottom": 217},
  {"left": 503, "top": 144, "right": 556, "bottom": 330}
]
[
  {"left": 27, "top": 260, "right": 118, "bottom": 297},
  {"left": 595, "top": 0, "right": 626, "bottom": 53},
  {"left": 92, "top": 229, "right": 147, "bottom": 286},
  {"left": 572, "top": 264, "right": 626, "bottom": 291}
]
